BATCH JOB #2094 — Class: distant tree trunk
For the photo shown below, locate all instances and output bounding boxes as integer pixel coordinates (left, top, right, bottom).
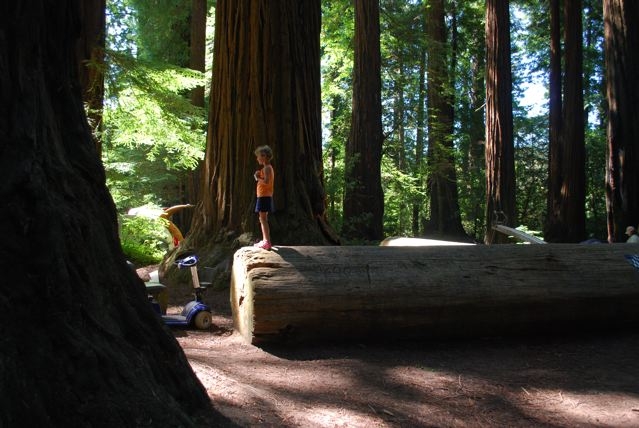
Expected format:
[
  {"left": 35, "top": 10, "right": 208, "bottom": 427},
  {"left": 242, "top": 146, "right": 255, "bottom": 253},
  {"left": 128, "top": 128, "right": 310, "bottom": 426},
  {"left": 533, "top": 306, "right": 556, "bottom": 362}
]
[
  {"left": 188, "top": 0, "right": 336, "bottom": 250},
  {"left": 559, "top": 0, "right": 586, "bottom": 242},
  {"left": 179, "top": 0, "right": 209, "bottom": 237},
  {"left": 76, "top": 0, "right": 106, "bottom": 156},
  {"left": 0, "top": 1, "right": 225, "bottom": 426},
  {"left": 413, "top": 43, "right": 427, "bottom": 236},
  {"left": 190, "top": 0, "right": 207, "bottom": 107},
  {"left": 468, "top": 49, "right": 486, "bottom": 238},
  {"left": 545, "top": 0, "right": 563, "bottom": 241},
  {"left": 604, "top": 0, "right": 639, "bottom": 242},
  {"left": 484, "top": 0, "right": 515, "bottom": 244},
  {"left": 424, "top": 0, "right": 465, "bottom": 238},
  {"left": 342, "top": 0, "right": 384, "bottom": 241}
]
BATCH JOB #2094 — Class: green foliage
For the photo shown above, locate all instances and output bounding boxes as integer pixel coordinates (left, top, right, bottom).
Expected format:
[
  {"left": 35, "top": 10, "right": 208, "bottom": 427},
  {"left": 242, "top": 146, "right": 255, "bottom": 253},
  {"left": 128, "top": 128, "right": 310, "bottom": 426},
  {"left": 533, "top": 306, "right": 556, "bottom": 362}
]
[
  {"left": 103, "top": 0, "right": 209, "bottom": 211},
  {"left": 119, "top": 214, "right": 172, "bottom": 265},
  {"left": 382, "top": 155, "right": 425, "bottom": 237}
]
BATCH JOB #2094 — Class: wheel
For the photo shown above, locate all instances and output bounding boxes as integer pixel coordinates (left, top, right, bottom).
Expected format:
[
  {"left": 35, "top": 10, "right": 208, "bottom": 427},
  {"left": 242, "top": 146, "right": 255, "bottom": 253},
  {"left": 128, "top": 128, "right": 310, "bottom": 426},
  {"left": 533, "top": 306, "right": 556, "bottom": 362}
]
[{"left": 193, "top": 311, "right": 212, "bottom": 330}]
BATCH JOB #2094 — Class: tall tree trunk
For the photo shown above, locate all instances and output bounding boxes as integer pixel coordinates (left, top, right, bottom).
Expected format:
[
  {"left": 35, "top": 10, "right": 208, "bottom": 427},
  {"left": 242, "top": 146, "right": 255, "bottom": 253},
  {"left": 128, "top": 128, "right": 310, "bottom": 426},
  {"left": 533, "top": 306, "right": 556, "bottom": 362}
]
[
  {"left": 560, "top": 0, "right": 586, "bottom": 242},
  {"left": 484, "top": 0, "right": 515, "bottom": 244},
  {"left": 190, "top": 0, "right": 207, "bottom": 108},
  {"left": 179, "top": 0, "right": 209, "bottom": 238},
  {"left": 76, "top": 0, "right": 106, "bottom": 156},
  {"left": 189, "top": 0, "right": 335, "bottom": 250},
  {"left": 412, "top": 4, "right": 427, "bottom": 236},
  {"left": 604, "top": 0, "right": 639, "bottom": 242},
  {"left": 424, "top": 0, "right": 465, "bottom": 238},
  {"left": 0, "top": 1, "right": 225, "bottom": 425},
  {"left": 468, "top": 46, "right": 486, "bottom": 239},
  {"left": 342, "top": 0, "right": 384, "bottom": 241},
  {"left": 545, "top": 0, "right": 563, "bottom": 241}
]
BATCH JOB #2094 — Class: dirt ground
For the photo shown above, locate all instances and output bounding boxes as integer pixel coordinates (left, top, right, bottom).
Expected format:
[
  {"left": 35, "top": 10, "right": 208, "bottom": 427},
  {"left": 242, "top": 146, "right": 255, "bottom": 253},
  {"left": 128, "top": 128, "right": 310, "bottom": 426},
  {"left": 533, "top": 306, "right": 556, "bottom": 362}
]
[{"left": 144, "top": 266, "right": 639, "bottom": 427}]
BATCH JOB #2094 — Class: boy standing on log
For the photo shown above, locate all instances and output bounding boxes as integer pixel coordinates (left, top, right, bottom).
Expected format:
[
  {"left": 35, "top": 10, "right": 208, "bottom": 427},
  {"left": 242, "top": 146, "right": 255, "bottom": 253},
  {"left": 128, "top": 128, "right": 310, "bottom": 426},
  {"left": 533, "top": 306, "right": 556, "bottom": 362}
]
[{"left": 253, "top": 145, "right": 275, "bottom": 250}]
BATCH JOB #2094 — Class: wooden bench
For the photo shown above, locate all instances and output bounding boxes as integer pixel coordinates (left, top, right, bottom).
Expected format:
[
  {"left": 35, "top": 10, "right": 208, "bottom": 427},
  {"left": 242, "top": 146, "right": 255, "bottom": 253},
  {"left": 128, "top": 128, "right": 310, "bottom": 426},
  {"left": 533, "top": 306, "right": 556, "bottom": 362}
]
[{"left": 231, "top": 244, "right": 639, "bottom": 344}]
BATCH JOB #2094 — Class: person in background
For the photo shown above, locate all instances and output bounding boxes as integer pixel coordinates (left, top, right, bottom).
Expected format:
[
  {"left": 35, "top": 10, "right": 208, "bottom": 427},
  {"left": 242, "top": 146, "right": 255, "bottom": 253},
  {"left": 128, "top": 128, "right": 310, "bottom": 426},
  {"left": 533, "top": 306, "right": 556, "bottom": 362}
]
[
  {"left": 625, "top": 226, "right": 639, "bottom": 243},
  {"left": 253, "top": 145, "right": 275, "bottom": 250}
]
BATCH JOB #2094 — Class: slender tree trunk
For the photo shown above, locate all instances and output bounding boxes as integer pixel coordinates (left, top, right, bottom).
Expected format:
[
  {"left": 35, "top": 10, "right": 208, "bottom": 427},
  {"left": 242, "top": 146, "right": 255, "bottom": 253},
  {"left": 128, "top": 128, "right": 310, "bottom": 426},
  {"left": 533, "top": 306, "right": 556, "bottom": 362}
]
[
  {"left": 484, "top": 0, "right": 515, "bottom": 244},
  {"left": 469, "top": 48, "right": 486, "bottom": 239},
  {"left": 189, "top": 0, "right": 335, "bottom": 250},
  {"left": 545, "top": 0, "right": 563, "bottom": 241},
  {"left": 424, "top": 0, "right": 465, "bottom": 238},
  {"left": 342, "top": 0, "right": 384, "bottom": 241},
  {"left": 0, "top": 2, "right": 225, "bottom": 425},
  {"left": 560, "top": 0, "right": 586, "bottom": 242},
  {"left": 413, "top": 5, "right": 427, "bottom": 236},
  {"left": 76, "top": 0, "right": 106, "bottom": 156},
  {"left": 604, "top": 0, "right": 639, "bottom": 242}
]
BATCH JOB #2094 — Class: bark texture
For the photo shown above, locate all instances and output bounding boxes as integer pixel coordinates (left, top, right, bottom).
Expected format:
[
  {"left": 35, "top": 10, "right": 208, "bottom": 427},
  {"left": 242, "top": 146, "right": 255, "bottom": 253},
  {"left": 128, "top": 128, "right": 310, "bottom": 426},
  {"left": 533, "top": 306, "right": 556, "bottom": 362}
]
[
  {"left": 604, "top": 0, "right": 639, "bottom": 242},
  {"left": 189, "top": 0, "right": 334, "bottom": 249},
  {"left": 342, "top": 0, "right": 384, "bottom": 241},
  {"left": 484, "top": 0, "right": 515, "bottom": 244},
  {"left": 76, "top": 0, "right": 106, "bottom": 155},
  {"left": 0, "top": 2, "right": 225, "bottom": 426},
  {"left": 231, "top": 245, "right": 639, "bottom": 344}
]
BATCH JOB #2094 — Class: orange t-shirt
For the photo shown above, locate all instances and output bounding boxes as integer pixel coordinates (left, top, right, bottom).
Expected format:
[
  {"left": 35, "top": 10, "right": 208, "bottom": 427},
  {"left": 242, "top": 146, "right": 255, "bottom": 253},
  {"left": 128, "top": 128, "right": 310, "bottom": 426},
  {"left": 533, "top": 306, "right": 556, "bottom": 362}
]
[{"left": 256, "top": 165, "right": 274, "bottom": 197}]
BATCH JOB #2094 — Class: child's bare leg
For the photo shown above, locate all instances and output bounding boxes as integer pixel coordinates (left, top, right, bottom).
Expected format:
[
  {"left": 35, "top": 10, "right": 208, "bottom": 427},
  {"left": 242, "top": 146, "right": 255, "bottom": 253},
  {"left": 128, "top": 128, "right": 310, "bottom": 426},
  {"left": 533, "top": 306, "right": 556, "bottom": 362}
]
[{"left": 259, "top": 212, "right": 271, "bottom": 243}]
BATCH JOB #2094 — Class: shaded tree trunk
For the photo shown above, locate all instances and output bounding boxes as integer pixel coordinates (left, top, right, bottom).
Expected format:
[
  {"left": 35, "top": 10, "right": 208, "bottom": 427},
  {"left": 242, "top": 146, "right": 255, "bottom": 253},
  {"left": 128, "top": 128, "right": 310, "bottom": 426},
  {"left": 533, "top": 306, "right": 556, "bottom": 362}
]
[
  {"left": 413, "top": 42, "right": 427, "bottom": 236},
  {"left": 189, "top": 0, "right": 335, "bottom": 249},
  {"left": 484, "top": 0, "right": 515, "bottom": 244},
  {"left": 76, "top": 0, "right": 106, "bottom": 156},
  {"left": 604, "top": 0, "right": 639, "bottom": 242},
  {"left": 342, "top": 0, "right": 384, "bottom": 241},
  {"left": 190, "top": 0, "right": 207, "bottom": 107},
  {"left": 0, "top": 1, "right": 225, "bottom": 426},
  {"left": 545, "top": 0, "right": 563, "bottom": 241},
  {"left": 424, "top": 0, "right": 466, "bottom": 238},
  {"left": 559, "top": 0, "right": 586, "bottom": 242},
  {"left": 178, "top": 0, "right": 209, "bottom": 238}
]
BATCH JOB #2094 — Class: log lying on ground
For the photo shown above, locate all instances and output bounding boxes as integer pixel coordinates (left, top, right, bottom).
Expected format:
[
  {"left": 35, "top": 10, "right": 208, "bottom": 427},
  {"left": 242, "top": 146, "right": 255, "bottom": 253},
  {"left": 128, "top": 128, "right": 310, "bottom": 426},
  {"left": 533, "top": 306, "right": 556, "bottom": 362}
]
[{"left": 230, "top": 244, "right": 639, "bottom": 344}]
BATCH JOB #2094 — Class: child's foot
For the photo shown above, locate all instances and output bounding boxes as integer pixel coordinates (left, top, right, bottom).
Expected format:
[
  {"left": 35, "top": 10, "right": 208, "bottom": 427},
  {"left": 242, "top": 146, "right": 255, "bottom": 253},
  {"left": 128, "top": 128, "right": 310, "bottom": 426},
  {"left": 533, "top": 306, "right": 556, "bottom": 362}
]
[
  {"left": 256, "top": 240, "right": 272, "bottom": 250},
  {"left": 254, "top": 240, "right": 264, "bottom": 247}
]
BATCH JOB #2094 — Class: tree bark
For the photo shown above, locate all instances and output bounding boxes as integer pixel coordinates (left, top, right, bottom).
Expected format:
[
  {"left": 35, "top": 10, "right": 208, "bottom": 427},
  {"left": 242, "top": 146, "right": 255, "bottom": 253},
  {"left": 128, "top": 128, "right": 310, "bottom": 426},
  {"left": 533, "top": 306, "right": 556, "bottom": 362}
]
[
  {"left": 188, "top": 0, "right": 335, "bottom": 250},
  {"left": 342, "top": 0, "right": 384, "bottom": 241},
  {"left": 76, "top": 0, "right": 106, "bottom": 156},
  {"left": 231, "top": 244, "right": 639, "bottom": 344},
  {"left": 484, "top": 0, "right": 515, "bottom": 244},
  {"left": 560, "top": 0, "right": 586, "bottom": 242},
  {"left": 545, "top": 0, "right": 563, "bottom": 241},
  {"left": 0, "top": 2, "right": 226, "bottom": 425},
  {"left": 604, "top": 0, "right": 639, "bottom": 242},
  {"left": 424, "top": 0, "right": 466, "bottom": 238}
]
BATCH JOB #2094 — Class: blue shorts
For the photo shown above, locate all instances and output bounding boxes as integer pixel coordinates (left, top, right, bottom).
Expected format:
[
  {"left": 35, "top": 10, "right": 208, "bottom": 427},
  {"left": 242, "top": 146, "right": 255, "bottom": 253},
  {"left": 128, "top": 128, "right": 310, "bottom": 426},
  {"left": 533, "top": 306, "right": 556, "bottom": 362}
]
[{"left": 255, "top": 196, "right": 274, "bottom": 213}]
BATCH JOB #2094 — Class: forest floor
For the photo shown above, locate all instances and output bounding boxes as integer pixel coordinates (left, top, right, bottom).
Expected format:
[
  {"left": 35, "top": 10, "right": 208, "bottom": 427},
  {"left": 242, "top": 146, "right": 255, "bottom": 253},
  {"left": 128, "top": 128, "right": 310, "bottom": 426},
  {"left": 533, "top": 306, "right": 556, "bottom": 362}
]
[{"left": 142, "top": 265, "right": 639, "bottom": 427}]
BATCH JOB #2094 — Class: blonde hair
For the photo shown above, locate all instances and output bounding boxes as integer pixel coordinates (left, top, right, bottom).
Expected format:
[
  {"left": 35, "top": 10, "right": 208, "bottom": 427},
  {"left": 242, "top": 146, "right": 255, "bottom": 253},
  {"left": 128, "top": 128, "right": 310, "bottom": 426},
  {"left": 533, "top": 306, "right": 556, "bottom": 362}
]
[{"left": 254, "top": 145, "right": 273, "bottom": 161}]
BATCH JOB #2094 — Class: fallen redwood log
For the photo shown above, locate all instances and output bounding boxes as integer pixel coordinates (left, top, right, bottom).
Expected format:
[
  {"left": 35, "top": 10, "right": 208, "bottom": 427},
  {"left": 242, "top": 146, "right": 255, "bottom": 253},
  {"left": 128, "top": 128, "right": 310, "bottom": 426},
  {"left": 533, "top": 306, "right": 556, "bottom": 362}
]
[{"left": 230, "top": 244, "right": 639, "bottom": 344}]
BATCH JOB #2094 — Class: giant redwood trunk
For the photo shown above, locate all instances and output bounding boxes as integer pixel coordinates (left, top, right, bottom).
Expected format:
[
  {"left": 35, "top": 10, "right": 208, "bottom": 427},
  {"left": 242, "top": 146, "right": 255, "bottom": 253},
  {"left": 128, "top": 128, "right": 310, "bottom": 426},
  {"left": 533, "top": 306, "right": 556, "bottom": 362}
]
[
  {"left": 484, "top": 0, "right": 516, "bottom": 244},
  {"left": 342, "top": 0, "right": 384, "bottom": 241},
  {"left": 0, "top": 2, "right": 225, "bottom": 426},
  {"left": 188, "top": 0, "right": 335, "bottom": 249},
  {"left": 604, "top": 0, "right": 639, "bottom": 242}
]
